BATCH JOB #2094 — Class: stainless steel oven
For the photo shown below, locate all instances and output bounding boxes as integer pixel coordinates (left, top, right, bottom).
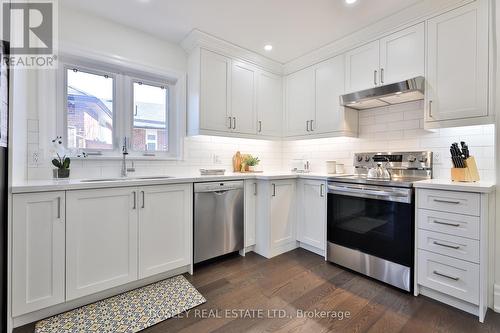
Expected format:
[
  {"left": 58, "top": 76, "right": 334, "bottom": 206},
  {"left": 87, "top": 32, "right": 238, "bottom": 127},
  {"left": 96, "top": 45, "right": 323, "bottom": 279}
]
[{"left": 326, "top": 151, "right": 432, "bottom": 292}]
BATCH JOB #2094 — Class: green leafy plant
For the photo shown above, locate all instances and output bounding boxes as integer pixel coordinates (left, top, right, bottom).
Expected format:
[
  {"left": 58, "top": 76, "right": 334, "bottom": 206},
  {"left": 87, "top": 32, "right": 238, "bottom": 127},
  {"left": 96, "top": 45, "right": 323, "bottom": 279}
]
[
  {"left": 52, "top": 154, "right": 70, "bottom": 170},
  {"left": 244, "top": 155, "right": 260, "bottom": 167}
]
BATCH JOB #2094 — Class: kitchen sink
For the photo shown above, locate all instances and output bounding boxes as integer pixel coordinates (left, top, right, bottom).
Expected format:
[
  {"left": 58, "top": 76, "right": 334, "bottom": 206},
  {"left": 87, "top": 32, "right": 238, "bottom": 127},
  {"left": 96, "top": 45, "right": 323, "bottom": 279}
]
[{"left": 80, "top": 176, "right": 173, "bottom": 183}]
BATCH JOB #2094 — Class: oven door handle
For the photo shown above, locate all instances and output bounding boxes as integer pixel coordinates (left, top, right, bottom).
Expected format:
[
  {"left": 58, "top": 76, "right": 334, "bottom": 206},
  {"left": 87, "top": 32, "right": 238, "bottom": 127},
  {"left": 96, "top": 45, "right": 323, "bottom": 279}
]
[{"left": 327, "top": 185, "right": 408, "bottom": 198}]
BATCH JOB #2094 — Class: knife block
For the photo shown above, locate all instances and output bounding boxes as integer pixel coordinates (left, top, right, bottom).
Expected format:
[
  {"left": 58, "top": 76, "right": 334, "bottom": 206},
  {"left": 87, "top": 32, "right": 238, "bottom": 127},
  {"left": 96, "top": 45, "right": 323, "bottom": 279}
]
[{"left": 451, "top": 156, "right": 480, "bottom": 182}]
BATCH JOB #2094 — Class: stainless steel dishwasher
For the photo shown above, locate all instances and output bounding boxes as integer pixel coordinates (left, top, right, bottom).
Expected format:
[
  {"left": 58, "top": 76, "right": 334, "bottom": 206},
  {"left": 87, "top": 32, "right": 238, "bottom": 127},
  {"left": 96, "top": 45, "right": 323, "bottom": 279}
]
[{"left": 194, "top": 181, "right": 244, "bottom": 264}]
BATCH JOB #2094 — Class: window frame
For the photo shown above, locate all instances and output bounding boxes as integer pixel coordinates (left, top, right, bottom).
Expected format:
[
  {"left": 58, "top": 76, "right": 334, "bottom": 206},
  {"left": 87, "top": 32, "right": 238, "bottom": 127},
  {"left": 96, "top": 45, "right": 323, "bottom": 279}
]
[
  {"left": 127, "top": 77, "right": 171, "bottom": 157},
  {"left": 57, "top": 55, "right": 182, "bottom": 160},
  {"left": 61, "top": 63, "right": 118, "bottom": 155}
]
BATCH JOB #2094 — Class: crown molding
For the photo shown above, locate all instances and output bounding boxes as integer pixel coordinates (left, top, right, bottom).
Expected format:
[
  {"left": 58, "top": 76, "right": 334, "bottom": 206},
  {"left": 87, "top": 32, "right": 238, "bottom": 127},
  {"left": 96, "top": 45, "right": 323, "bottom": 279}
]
[
  {"left": 283, "top": 0, "right": 475, "bottom": 75},
  {"left": 181, "top": 29, "right": 283, "bottom": 75}
]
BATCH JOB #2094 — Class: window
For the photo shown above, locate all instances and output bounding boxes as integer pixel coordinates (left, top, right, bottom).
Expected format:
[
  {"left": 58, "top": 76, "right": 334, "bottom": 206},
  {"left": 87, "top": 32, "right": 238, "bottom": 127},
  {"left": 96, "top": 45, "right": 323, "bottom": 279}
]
[
  {"left": 66, "top": 69, "right": 114, "bottom": 150},
  {"left": 132, "top": 81, "right": 168, "bottom": 152},
  {"left": 59, "top": 57, "right": 181, "bottom": 159}
]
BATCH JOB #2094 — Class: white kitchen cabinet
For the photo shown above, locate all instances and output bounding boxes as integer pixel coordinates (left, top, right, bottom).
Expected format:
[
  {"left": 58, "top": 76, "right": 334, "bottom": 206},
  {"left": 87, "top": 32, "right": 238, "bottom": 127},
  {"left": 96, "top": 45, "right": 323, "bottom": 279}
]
[
  {"left": 244, "top": 180, "right": 257, "bottom": 247},
  {"left": 12, "top": 192, "right": 65, "bottom": 316},
  {"left": 285, "top": 67, "right": 315, "bottom": 137},
  {"left": 314, "top": 55, "right": 358, "bottom": 135},
  {"left": 256, "top": 71, "right": 282, "bottom": 137},
  {"left": 138, "top": 184, "right": 192, "bottom": 279},
  {"left": 425, "top": 1, "right": 490, "bottom": 127},
  {"left": 231, "top": 61, "right": 257, "bottom": 134},
  {"left": 296, "top": 179, "right": 326, "bottom": 253},
  {"left": 66, "top": 188, "right": 138, "bottom": 300},
  {"left": 345, "top": 40, "right": 380, "bottom": 93},
  {"left": 200, "top": 49, "right": 231, "bottom": 132},
  {"left": 255, "top": 179, "right": 297, "bottom": 258},
  {"left": 379, "top": 22, "right": 425, "bottom": 85}
]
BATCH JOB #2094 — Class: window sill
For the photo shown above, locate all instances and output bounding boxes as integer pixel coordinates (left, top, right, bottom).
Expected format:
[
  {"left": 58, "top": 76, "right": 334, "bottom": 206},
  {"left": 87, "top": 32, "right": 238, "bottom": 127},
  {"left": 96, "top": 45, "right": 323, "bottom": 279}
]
[{"left": 72, "top": 154, "right": 180, "bottom": 161}]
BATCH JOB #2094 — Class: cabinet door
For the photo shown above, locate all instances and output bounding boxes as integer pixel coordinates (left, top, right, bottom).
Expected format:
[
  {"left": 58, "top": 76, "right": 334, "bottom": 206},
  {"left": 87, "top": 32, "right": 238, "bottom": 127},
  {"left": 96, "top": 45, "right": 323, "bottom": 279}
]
[
  {"left": 426, "top": 1, "right": 488, "bottom": 122},
  {"left": 257, "top": 71, "right": 282, "bottom": 137},
  {"left": 12, "top": 192, "right": 65, "bottom": 316},
  {"left": 379, "top": 23, "right": 425, "bottom": 85},
  {"left": 244, "top": 180, "right": 257, "bottom": 247},
  {"left": 270, "top": 180, "right": 296, "bottom": 248},
  {"left": 345, "top": 40, "right": 380, "bottom": 93},
  {"left": 66, "top": 188, "right": 138, "bottom": 300},
  {"left": 231, "top": 61, "right": 257, "bottom": 134},
  {"left": 138, "top": 184, "right": 192, "bottom": 279},
  {"left": 314, "top": 55, "right": 345, "bottom": 134},
  {"left": 200, "top": 49, "right": 231, "bottom": 132},
  {"left": 285, "top": 68, "right": 315, "bottom": 136},
  {"left": 297, "top": 180, "right": 326, "bottom": 250}
]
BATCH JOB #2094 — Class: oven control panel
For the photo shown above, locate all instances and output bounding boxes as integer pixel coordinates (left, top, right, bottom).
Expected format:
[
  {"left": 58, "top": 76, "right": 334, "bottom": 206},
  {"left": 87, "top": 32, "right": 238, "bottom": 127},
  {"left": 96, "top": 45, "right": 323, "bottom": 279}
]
[{"left": 353, "top": 151, "right": 433, "bottom": 170}]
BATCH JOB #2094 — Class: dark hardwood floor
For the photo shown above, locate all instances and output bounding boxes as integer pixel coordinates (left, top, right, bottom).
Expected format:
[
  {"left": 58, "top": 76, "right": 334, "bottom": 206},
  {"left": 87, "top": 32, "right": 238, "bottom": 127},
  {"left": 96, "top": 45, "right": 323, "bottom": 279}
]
[{"left": 14, "top": 249, "right": 500, "bottom": 333}]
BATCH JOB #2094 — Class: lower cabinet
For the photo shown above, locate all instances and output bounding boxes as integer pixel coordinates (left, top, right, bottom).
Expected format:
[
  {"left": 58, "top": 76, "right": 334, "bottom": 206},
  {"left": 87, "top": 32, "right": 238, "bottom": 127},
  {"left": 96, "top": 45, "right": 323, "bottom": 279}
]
[
  {"left": 138, "top": 184, "right": 192, "bottom": 279},
  {"left": 296, "top": 179, "right": 326, "bottom": 253},
  {"left": 12, "top": 191, "right": 65, "bottom": 316},
  {"left": 244, "top": 180, "right": 257, "bottom": 247},
  {"left": 66, "top": 188, "right": 139, "bottom": 300},
  {"left": 255, "top": 179, "right": 296, "bottom": 258}
]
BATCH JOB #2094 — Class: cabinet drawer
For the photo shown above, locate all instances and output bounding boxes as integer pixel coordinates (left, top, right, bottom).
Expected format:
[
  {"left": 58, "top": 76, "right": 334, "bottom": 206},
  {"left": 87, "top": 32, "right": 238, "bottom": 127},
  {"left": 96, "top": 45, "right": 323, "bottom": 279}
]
[
  {"left": 417, "top": 189, "right": 480, "bottom": 216},
  {"left": 418, "top": 250, "right": 479, "bottom": 305},
  {"left": 417, "top": 229, "right": 479, "bottom": 263},
  {"left": 417, "top": 209, "right": 480, "bottom": 240}
]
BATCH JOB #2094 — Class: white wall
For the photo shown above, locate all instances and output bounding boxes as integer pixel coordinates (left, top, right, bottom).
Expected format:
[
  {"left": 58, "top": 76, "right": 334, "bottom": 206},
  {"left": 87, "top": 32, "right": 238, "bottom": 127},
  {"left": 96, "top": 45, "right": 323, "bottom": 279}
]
[{"left": 283, "top": 101, "right": 496, "bottom": 182}]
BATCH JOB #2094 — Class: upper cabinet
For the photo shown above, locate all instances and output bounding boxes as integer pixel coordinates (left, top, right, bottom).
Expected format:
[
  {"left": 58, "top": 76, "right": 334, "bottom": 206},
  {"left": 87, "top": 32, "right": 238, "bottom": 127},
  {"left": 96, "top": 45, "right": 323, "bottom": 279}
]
[
  {"left": 187, "top": 48, "right": 282, "bottom": 139},
  {"left": 425, "top": 1, "right": 490, "bottom": 128},
  {"left": 345, "top": 40, "right": 381, "bottom": 93},
  {"left": 345, "top": 23, "right": 425, "bottom": 92},
  {"left": 285, "top": 56, "right": 358, "bottom": 138},
  {"left": 379, "top": 22, "right": 425, "bottom": 85}
]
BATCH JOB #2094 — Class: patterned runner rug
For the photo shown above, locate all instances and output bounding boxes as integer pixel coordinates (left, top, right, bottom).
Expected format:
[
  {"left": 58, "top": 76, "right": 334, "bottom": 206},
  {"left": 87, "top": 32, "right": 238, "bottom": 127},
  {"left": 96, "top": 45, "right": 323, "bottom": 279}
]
[{"left": 35, "top": 275, "right": 206, "bottom": 333}]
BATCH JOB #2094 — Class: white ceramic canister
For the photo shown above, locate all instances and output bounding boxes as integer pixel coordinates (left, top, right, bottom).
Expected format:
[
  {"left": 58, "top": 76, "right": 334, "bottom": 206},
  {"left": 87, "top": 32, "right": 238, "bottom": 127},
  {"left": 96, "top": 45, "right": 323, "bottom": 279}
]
[
  {"left": 326, "top": 161, "right": 337, "bottom": 174},
  {"left": 336, "top": 163, "right": 345, "bottom": 174}
]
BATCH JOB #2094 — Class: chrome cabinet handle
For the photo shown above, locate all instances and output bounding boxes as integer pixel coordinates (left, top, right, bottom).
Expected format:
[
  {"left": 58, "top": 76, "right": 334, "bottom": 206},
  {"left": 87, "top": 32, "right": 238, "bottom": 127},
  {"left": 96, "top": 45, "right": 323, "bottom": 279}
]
[
  {"left": 233, "top": 117, "right": 236, "bottom": 129},
  {"left": 258, "top": 121, "right": 262, "bottom": 133},
  {"left": 380, "top": 68, "right": 384, "bottom": 84},
  {"left": 320, "top": 184, "right": 325, "bottom": 197},
  {"left": 433, "top": 220, "right": 460, "bottom": 227},
  {"left": 141, "top": 191, "right": 145, "bottom": 208},
  {"left": 374, "top": 70, "right": 378, "bottom": 85},
  {"left": 306, "top": 120, "right": 310, "bottom": 132},
  {"left": 57, "top": 197, "right": 61, "bottom": 219},
  {"left": 310, "top": 120, "right": 314, "bottom": 131},
  {"left": 433, "top": 199, "right": 460, "bottom": 204},
  {"left": 428, "top": 100, "right": 433, "bottom": 118},
  {"left": 254, "top": 183, "right": 257, "bottom": 195},
  {"left": 433, "top": 270, "right": 459, "bottom": 281},
  {"left": 132, "top": 191, "right": 136, "bottom": 210},
  {"left": 228, "top": 116, "right": 232, "bottom": 129},
  {"left": 433, "top": 241, "right": 460, "bottom": 250},
  {"left": 272, "top": 183, "right": 276, "bottom": 197}
]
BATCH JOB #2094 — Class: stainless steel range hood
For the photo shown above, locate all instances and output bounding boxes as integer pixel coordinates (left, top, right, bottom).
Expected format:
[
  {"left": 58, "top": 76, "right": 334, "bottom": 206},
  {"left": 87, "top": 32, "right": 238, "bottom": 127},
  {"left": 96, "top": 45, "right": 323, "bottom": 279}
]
[{"left": 340, "top": 76, "right": 425, "bottom": 110}]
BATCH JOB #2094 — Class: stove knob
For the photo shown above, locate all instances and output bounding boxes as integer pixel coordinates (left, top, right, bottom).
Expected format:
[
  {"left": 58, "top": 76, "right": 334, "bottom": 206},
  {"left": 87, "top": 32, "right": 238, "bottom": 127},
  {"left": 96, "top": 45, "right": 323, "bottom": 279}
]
[
  {"left": 407, "top": 155, "right": 417, "bottom": 163},
  {"left": 357, "top": 155, "right": 363, "bottom": 162},
  {"left": 365, "top": 156, "right": 371, "bottom": 162},
  {"left": 419, "top": 156, "right": 428, "bottom": 163}
]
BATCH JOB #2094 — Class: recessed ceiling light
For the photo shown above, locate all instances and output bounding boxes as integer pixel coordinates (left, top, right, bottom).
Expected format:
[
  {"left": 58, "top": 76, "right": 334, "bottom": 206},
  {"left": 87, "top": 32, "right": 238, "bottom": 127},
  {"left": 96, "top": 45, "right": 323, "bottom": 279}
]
[
  {"left": 345, "top": 0, "right": 357, "bottom": 4},
  {"left": 264, "top": 44, "right": 273, "bottom": 51}
]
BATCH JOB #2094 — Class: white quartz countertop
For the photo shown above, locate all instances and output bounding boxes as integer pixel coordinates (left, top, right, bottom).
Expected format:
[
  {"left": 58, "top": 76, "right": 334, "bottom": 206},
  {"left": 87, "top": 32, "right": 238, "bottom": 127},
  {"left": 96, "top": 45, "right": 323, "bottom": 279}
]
[
  {"left": 11, "top": 172, "right": 338, "bottom": 194},
  {"left": 414, "top": 179, "right": 496, "bottom": 193}
]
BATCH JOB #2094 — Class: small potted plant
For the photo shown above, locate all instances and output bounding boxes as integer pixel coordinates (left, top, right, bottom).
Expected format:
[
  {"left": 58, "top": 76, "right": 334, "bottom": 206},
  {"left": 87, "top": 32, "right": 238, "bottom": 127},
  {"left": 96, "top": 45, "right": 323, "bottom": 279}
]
[
  {"left": 244, "top": 155, "right": 260, "bottom": 172},
  {"left": 51, "top": 136, "right": 71, "bottom": 179}
]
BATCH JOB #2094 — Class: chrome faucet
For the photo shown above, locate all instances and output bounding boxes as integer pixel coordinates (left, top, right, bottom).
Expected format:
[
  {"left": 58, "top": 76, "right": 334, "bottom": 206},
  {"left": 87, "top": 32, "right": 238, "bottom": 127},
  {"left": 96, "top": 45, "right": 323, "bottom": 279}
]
[{"left": 121, "top": 138, "right": 129, "bottom": 177}]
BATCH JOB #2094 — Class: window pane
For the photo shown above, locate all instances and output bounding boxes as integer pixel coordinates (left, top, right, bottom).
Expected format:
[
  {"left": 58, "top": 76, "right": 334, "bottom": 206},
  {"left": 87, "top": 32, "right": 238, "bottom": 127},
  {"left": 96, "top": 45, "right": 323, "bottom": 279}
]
[
  {"left": 132, "top": 82, "right": 168, "bottom": 152},
  {"left": 67, "top": 69, "right": 114, "bottom": 150}
]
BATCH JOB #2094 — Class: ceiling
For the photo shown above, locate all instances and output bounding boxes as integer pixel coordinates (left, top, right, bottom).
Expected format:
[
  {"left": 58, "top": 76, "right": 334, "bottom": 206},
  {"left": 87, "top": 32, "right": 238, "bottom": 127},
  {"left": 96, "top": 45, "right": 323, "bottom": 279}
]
[{"left": 62, "top": 0, "right": 423, "bottom": 64}]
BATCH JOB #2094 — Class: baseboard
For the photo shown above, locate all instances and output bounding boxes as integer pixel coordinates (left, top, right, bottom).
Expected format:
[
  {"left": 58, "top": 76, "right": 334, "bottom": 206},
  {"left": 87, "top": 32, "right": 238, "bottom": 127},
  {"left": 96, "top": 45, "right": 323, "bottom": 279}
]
[
  {"left": 494, "top": 284, "right": 500, "bottom": 312},
  {"left": 419, "top": 286, "right": 479, "bottom": 318},
  {"left": 12, "top": 265, "right": 191, "bottom": 328},
  {"left": 299, "top": 242, "right": 325, "bottom": 257}
]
